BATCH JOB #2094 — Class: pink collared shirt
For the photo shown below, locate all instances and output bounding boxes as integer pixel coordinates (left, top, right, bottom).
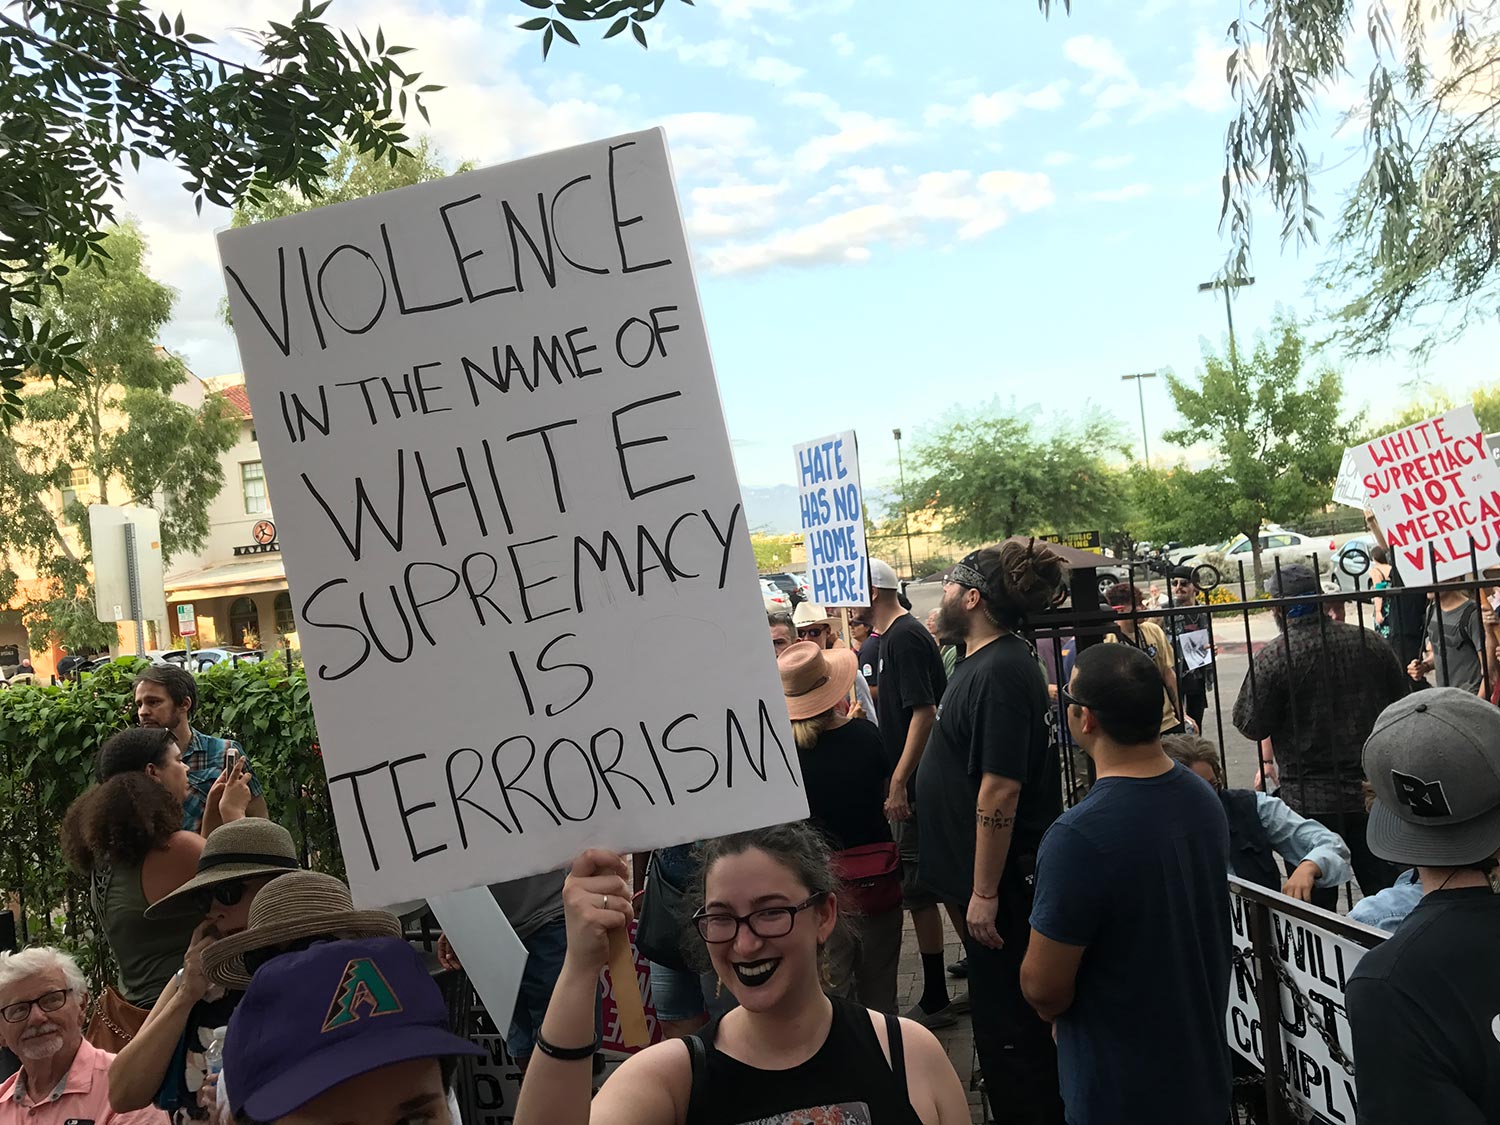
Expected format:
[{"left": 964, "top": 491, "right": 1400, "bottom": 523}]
[{"left": 0, "top": 1038, "right": 168, "bottom": 1124}]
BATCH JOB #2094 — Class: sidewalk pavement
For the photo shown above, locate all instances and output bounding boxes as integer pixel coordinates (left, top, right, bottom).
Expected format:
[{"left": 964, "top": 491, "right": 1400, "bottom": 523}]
[{"left": 893, "top": 914, "right": 985, "bottom": 1123}]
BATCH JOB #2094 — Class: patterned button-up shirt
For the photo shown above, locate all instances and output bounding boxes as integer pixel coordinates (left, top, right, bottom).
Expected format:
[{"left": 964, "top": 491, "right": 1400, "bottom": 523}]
[
  {"left": 1232, "top": 616, "right": 1411, "bottom": 814},
  {"left": 180, "top": 727, "right": 261, "bottom": 832}
]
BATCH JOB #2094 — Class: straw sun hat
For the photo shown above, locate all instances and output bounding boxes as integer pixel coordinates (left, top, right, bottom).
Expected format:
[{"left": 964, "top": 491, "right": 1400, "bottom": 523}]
[
  {"left": 144, "top": 819, "right": 300, "bottom": 920},
  {"left": 778, "top": 639, "right": 858, "bottom": 720},
  {"left": 203, "top": 870, "right": 402, "bottom": 990}
]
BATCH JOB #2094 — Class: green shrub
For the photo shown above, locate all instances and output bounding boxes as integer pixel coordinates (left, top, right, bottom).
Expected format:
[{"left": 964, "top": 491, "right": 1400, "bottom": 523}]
[{"left": 0, "top": 657, "right": 338, "bottom": 986}]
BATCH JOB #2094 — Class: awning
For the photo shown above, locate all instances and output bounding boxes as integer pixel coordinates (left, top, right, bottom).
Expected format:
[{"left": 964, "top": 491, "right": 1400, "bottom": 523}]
[{"left": 163, "top": 556, "right": 288, "bottom": 602}]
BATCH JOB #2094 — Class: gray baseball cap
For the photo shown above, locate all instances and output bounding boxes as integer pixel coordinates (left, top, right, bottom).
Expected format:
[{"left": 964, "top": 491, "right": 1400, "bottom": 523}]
[{"left": 1364, "top": 688, "right": 1500, "bottom": 867}]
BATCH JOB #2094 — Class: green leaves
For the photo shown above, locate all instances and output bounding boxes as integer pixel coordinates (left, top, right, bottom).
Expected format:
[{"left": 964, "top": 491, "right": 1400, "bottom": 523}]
[
  {"left": 513, "top": 0, "right": 696, "bottom": 55},
  {"left": 0, "top": 3, "right": 437, "bottom": 417},
  {"left": 904, "top": 403, "right": 1133, "bottom": 545}
]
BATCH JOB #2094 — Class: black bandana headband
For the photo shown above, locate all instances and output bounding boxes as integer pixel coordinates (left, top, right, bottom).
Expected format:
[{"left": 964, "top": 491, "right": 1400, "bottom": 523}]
[{"left": 949, "top": 552, "right": 993, "bottom": 599}]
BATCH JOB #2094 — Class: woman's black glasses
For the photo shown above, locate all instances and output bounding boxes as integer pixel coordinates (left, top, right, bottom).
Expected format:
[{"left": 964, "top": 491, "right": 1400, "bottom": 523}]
[{"left": 693, "top": 893, "right": 828, "bottom": 943}]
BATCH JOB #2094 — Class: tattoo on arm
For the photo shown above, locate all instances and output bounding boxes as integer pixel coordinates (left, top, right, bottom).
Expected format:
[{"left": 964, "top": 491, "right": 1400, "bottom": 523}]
[{"left": 976, "top": 809, "right": 1016, "bottom": 830}]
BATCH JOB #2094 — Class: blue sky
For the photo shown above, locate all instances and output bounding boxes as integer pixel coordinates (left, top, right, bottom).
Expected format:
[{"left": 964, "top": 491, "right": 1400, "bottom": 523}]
[{"left": 128, "top": 0, "right": 1500, "bottom": 495}]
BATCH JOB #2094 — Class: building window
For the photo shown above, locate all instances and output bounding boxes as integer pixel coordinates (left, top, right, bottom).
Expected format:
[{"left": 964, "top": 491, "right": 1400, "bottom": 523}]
[
  {"left": 274, "top": 592, "right": 295, "bottom": 636},
  {"left": 229, "top": 597, "right": 261, "bottom": 648},
  {"left": 241, "top": 461, "right": 267, "bottom": 515},
  {"left": 67, "top": 466, "right": 90, "bottom": 489}
]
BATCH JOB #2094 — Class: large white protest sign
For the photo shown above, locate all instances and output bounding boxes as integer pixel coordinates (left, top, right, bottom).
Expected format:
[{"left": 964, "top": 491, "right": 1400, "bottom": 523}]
[
  {"left": 794, "top": 431, "right": 869, "bottom": 607},
  {"left": 219, "top": 130, "right": 807, "bottom": 908},
  {"left": 1227, "top": 883, "right": 1385, "bottom": 1124},
  {"left": 1353, "top": 405, "right": 1500, "bottom": 582},
  {"left": 1331, "top": 449, "right": 1368, "bottom": 510}
]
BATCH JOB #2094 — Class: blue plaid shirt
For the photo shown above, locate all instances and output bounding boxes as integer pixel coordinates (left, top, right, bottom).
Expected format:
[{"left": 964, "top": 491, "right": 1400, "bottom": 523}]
[{"left": 181, "top": 727, "right": 262, "bottom": 832}]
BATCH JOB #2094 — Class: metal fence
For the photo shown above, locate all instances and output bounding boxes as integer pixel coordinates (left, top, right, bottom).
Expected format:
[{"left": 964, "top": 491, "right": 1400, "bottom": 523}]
[{"left": 1022, "top": 540, "right": 1496, "bottom": 1123}]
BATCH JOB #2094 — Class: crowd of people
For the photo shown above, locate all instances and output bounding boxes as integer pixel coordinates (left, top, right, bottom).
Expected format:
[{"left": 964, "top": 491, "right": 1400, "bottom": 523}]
[{"left": 5, "top": 525, "right": 1500, "bottom": 1124}]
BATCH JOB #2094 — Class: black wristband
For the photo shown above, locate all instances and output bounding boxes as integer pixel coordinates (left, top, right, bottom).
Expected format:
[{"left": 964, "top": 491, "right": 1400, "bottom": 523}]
[{"left": 534, "top": 1031, "right": 599, "bottom": 1061}]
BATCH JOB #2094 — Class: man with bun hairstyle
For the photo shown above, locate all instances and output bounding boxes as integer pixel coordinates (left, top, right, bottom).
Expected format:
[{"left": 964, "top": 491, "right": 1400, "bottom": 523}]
[
  {"left": 1347, "top": 688, "right": 1500, "bottom": 1122},
  {"left": 918, "top": 539, "right": 1069, "bottom": 1123}
]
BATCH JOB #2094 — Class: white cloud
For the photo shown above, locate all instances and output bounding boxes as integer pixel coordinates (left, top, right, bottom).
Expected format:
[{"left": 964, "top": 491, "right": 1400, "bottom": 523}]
[
  {"left": 709, "top": 0, "right": 794, "bottom": 20},
  {"left": 793, "top": 110, "right": 908, "bottom": 172},
  {"left": 1091, "top": 154, "right": 1136, "bottom": 170},
  {"left": 705, "top": 165, "right": 1054, "bottom": 274},
  {"left": 830, "top": 32, "right": 855, "bottom": 57},
  {"left": 1081, "top": 183, "right": 1153, "bottom": 202},
  {"left": 924, "top": 81, "right": 1069, "bottom": 129},
  {"left": 1043, "top": 151, "right": 1077, "bottom": 166},
  {"left": 863, "top": 55, "right": 895, "bottom": 77},
  {"left": 745, "top": 56, "right": 806, "bottom": 84},
  {"left": 1064, "top": 35, "right": 1133, "bottom": 82},
  {"left": 1177, "top": 32, "right": 1233, "bottom": 111},
  {"left": 686, "top": 178, "right": 791, "bottom": 239},
  {"left": 1063, "top": 30, "right": 1233, "bottom": 123}
]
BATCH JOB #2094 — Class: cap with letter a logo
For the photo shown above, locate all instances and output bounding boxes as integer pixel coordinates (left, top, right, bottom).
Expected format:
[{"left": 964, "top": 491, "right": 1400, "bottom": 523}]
[
  {"left": 1364, "top": 687, "right": 1500, "bottom": 867},
  {"left": 225, "top": 936, "right": 482, "bottom": 1121}
]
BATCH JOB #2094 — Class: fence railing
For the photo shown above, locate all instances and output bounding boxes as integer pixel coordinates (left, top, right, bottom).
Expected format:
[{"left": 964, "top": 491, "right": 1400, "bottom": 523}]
[{"left": 1024, "top": 542, "right": 1492, "bottom": 1123}]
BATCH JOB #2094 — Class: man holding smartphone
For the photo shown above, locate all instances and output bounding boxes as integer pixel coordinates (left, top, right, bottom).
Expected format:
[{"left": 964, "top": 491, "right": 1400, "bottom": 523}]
[{"left": 134, "top": 665, "right": 267, "bottom": 833}]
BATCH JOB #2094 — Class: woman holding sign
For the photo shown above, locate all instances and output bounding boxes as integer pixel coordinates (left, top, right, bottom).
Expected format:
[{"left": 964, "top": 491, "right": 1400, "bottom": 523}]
[{"left": 515, "top": 824, "right": 970, "bottom": 1125}]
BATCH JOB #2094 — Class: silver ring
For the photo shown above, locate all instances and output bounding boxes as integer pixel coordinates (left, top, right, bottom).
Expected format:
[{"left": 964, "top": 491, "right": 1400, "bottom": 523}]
[{"left": 600, "top": 894, "right": 608, "bottom": 910}]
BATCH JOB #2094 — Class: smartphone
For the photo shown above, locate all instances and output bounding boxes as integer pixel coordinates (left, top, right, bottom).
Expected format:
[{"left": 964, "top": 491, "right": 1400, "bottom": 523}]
[{"left": 225, "top": 747, "right": 239, "bottom": 772}]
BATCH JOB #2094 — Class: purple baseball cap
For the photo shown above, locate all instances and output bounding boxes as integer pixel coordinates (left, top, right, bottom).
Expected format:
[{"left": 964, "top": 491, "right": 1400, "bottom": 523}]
[{"left": 225, "top": 936, "right": 483, "bottom": 1120}]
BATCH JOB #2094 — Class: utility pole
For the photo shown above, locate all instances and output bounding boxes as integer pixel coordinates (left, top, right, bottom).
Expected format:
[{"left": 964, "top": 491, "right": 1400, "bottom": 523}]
[
  {"left": 1198, "top": 275, "right": 1256, "bottom": 374},
  {"left": 892, "top": 428, "right": 916, "bottom": 579},
  {"left": 1120, "top": 372, "right": 1157, "bottom": 464}
]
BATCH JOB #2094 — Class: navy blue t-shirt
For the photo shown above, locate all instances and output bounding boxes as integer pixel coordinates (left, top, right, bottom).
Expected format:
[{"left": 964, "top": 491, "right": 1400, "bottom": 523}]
[{"left": 1029, "top": 763, "right": 1232, "bottom": 1124}]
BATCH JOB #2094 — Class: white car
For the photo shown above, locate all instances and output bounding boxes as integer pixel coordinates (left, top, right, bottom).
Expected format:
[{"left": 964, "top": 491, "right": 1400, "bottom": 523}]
[
  {"left": 761, "top": 579, "right": 793, "bottom": 613},
  {"left": 1175, "top": 528, "right": 1318, "bottom": 582}
]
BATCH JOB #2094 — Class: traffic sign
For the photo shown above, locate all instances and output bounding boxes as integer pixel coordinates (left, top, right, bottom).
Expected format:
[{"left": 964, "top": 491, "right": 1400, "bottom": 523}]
[{"left": 177, "top": 603, "right": 197, "bottom": 638}]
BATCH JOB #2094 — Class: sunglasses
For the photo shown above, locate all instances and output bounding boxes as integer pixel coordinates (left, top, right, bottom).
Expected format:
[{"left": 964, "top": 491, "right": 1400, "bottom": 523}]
[
  {"left": 190, "top": 880, "right": 248, "bottom": 915},
  {"left": 1059, "top": 685, "right": 1098, "bottom": 711},
  {"left": 797, "top": 626, "right": 829, "bottom": 638}
]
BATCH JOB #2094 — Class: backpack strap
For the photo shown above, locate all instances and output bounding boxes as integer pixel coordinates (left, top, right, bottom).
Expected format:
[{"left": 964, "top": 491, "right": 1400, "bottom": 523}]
[
  {"left": 883, "top": 1012, "right": 910, "bottom": 1099},
  {"left": 684, "top": 1034, "right": 709, "bottom": 1122}
]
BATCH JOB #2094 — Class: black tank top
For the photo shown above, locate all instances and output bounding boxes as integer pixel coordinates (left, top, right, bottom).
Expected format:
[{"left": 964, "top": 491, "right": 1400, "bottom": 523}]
[{"left": 684, "top": 995, "right": 924, "bottom": 1125}]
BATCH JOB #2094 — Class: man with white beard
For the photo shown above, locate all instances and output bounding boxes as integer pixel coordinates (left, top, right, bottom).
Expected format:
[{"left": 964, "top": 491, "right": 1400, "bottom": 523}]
[{"left": 0, "top": 947, "right": 166, "bottom": 1123}]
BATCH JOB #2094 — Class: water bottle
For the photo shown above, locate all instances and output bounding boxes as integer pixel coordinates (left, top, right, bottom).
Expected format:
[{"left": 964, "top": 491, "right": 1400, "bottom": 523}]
[{"left": 204, "top": 1027, "right": 227, "bottom": 1082}]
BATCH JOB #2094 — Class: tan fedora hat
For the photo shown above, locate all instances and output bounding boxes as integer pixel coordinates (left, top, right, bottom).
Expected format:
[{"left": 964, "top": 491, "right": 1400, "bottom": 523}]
[
  {"left": 145, "top": 819, "right": 300, "bottom": 920},
  {"left": 778, "top": 640, "right": 857, "bottom": 721},
  {"left": 202, "top": 870, "right": 402, "bottom": 990}
]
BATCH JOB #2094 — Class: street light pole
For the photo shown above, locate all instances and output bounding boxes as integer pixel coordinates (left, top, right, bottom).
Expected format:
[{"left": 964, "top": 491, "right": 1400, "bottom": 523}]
[
  {"left": 1197, "top": 275, "right": 1255, "bottom": 373},
  {"left": 1120, "top": 372, "right": 1157, "bottom": 464},
  {"left": 893, "top": 427, "right": 916, "bottom": 579}
]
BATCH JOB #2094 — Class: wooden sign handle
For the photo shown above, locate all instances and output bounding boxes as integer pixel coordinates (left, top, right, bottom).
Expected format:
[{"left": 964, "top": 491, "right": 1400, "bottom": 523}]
[
  {"left": 608, "top": 927, "right": 650, "bottom": 1048},
  {"left": 840, "top": 608, "right": 856, "bottom": 705}
]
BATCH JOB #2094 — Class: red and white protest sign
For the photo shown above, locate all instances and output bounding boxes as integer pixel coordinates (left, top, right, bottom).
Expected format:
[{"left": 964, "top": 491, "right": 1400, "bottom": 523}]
[{"left": 1354, "top": 406, "right": 1500, "bottom": 580}]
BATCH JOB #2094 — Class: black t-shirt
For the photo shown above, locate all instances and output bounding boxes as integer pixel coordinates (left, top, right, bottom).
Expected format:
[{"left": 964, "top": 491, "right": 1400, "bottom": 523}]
[
  {"left": 1348, "top": 888, "right": 1500, "bottom": 1123},
  {"left": 873, "top": 614, "right": 946, "bottom": 775},
  {"left": 915, "top": 634, "right": 1060, "bottom": 904},
  {"left": 858, "top": 632, "right": 881, "bottom": 688},
  {"left": 798, "top": 718, "right": 893, "bottom": 852},
  {"left": 1029, "top": 764, "right": 1232, "bottom": 1123}
]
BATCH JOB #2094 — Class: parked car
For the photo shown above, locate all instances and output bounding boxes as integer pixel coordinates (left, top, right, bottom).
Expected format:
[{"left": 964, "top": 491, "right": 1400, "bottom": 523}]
[
  {"left": 182, "top": 646, "right": 264, "bottom": 672},
  {"left": 1183, "top": 529, "right": 1319, "bottom": 582},
  {"left": 761, "top": 579, "right": 793, "bottom": 613},
  {"left": 1326, "top": 535, "right": 1379, "bottom": 592},
  {"left": 760, "top": 572, "right": 806, "bottom": 607}
]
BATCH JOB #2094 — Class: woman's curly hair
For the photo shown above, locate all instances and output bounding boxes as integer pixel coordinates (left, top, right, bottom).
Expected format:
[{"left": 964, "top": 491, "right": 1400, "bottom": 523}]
[{"left": 61, "top": 728, "right": 183, "bottom": 871}]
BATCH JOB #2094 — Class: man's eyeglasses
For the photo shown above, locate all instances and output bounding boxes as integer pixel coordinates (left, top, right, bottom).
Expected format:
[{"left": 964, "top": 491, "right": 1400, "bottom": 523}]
[
  {"left": 1171, "top": 579, "right": 1194, "bottom": 589},
  {"left": 190, "top": 880, "right": 249, "bottom": 915},
  {"left": 693, "top": 893, "right": 828, "bottom": 944},
  {"left": 797, "top": 626, "right": 829, "bottom": 639},
  {"left": 1059, "top": 685, "right": 1098, "bottom": 712},
  {"left": 1, "top": 988, "right": 71, "bottom": 1024}
]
